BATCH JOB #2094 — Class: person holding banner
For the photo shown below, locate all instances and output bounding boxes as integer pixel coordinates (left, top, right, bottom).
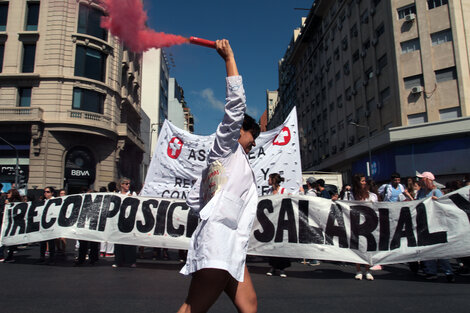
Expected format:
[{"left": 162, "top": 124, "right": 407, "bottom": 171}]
[
  {"left": 37, "top": 187, "right": 57, "bottom": 265},
  {"left": 178, "top": 39, "right": 260, "bottom": 313},
  {"left": 265, "top": 173, "right": 291, "bottom": 278},
  {"left": 346, "top": 174, "right": 377, "bottom": 281}
]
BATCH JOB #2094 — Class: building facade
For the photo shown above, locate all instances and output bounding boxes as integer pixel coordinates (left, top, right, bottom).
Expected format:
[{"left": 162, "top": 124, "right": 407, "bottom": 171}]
[
  {"left": 271, "top": 0, "right": 470, "bottom": 183},
  {"left": 0, "top": 0, "right": 144, "bottom": 195},
  {"left": 141, "top": 48, "right": 169, "bottom": 157},
  {"left": 167, "top": 77, "right": 194, "bottom": 133}
]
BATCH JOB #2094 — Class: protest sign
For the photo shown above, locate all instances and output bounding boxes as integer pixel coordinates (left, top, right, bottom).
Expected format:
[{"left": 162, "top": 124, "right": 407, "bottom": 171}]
[{"left": 2, "top": 186, "right": 469, "bottom": 265}]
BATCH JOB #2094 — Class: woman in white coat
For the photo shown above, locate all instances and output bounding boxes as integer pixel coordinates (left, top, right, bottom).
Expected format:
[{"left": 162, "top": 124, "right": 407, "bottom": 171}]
[{"left": 178, "top": 39, "right": 260, "bottom": 313}]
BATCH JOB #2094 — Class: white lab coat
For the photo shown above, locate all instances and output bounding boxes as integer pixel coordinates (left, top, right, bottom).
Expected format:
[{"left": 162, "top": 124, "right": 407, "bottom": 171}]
[{"left": 180, "top": 76, "right": 258, "bottom": 282}]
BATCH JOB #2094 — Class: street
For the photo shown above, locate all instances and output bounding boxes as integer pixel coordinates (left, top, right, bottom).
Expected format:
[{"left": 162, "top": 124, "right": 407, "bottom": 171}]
[{"left": 1, "top": 245, "right": 469, "bottom": 313}]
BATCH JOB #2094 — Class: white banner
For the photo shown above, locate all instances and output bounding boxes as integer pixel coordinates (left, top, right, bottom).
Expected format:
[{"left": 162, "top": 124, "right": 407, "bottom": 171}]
[
  {"left": 140, "top": 107, "right": 303, "bottom": 198},
  {"left": 2, "top": 186, "right": 470, "bottom": 265}
]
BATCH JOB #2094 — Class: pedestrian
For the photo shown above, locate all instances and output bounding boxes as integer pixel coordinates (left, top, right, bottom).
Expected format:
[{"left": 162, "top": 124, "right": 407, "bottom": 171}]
[
  {"left": 344, "top": 173, "right": 377, "bottom": 281},
  {"left": 75, "top": 188, "right": 100, "bottom": 266},
  {"left": 2, "top": 188, "right": 22, "bottom": 263},
  {"left": 178, "top": 39, "right": 259, "bottom": 313},
  {"left": 100, "top": 181, "right": 117, "bottom": 257},
  {"left": 378, "top": 172, "right": 406, "bottom": 202},
  {"left": 37, "top": 187, "right": 57, "bottom": 265},
  {"left": 316, "top": 179, "right": 331, "bottom": 199},
  {"left": 416, "top": 171, "right": 455, "bottom": 282},
  {"left": 113, "top": 177, "right": 137, "bottom": 268},
  {"left": 265, "top": 173, "right": 290, "bottom": 278},
  {"left": 305, "top": 177, "right": 317, "bottom": 196},
  {"left": 339, "top": 184, "right": 352, "bottom": 200}
]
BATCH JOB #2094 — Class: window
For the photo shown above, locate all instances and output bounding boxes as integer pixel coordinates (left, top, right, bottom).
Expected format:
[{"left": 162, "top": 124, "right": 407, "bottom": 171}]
[
  {"left": 335, "top": 71, "right": 341, "bottom": 81},
  {"left": 428, "top": 0, "right": 448, "bottom": 9},
  {"left": 72, "top": 87, "right": 104, "bottom": 114},
  {"left": 431, "top": 29, "right": 452, "bottom": 46},
  {"left": 404, "top": 75, "right": 423, "bottom": 89},
  {"left": 361, "top": 10, "right": 369, "bottom": 24},
  {"left": 0, "top": 44, "right": 4, "bottom": 72},
  {"left": 19, "top": 88, "right": 32, "bottom": 107},
  {"left": 398, "top": 5, "right": 416, "bottom": 19},
  {"left": 329, "top": 102, "right": 334, "bottom": 112},
  {"left": 439, "top": 107, "right": 460, "bottom": 120},
  {"left": 77, "top": 4, "right": 107, "bottom": 41},
  {"left": 0, "top": 2, "right": 8, "bottom": 31},
  {"left": 377, "top": 54, "right": 387, "bottom": 71},
  {"left": 350, "top": 24, "right": 358, "bottom": 38},
  {"left": 22, "top": 43, "right": 36, "bottom": 73},
  {"left": 375, "top": 24, "right": 385, "bottom": 38},
  {"left": 75, "top": 45, "right": 106, "bottom": 82},
  {"left": 25, "top": 2, "right": 40, "bottom": 31},
  {"left": 401, "top": 38, "right": 420, "bottom": 54},
  {"left": 408, "top": 113, "right": 427, "bottom": 125},
  {"left": 435, "top": 67, "right": 456, "bottom": 82},
  {"left": 379, "top": 87, "right": 391, "bottom": 103},
  {"left": 352, "top": 50, "right": 359, "bottom": 63},
  {"left": 343, "top": 61, "right": 350, "bottom": 75},
  {"left": 337, "top": 95, "right": 343, "bottom": 108}
]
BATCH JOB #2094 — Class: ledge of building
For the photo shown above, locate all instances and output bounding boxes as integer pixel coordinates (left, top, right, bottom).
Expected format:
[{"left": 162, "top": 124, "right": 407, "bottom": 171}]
[{"left": 316, "top": 117, "right": 470, "bottom": 170}]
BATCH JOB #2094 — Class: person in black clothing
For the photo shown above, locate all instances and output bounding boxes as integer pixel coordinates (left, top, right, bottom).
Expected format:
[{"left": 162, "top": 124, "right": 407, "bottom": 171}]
[
  {"left": 37, "top": 186, "right": 56, "bottom": 265},
  {"left": 316, "top": 179, "right": 331, "bottom": 199}
]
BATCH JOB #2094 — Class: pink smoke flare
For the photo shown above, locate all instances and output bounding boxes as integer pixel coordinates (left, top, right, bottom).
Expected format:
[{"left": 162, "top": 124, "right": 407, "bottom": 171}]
[{"left": 99, "top": 0, "right": 189, "bottom": 52}]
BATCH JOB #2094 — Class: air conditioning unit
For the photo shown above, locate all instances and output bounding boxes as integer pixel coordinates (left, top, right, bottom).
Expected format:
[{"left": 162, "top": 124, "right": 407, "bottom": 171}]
[
  {"left": 411, "top": 86, "right": 423, "bottom": 94},
  {"left": 405, "top": 13, "right": 416, "bottom": 22}
]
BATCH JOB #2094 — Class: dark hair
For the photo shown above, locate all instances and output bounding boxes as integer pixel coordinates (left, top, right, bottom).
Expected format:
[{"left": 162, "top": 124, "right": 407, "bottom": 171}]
[
  {"left": 269, "top": 173, "right": 285, "bottom": 190},
  {"left": 99, "top": 186, "right": 107, "bottom": 192},
  {"left": 352, "top": 173, "right": 369, "bottom": 200},
  {"left": 108, "top": 181, "right": 117, "bottom": 192},
  {"left": 242, "top": 114, "right": 260, "bottom": 139},
  {"left": 391, "top": 172, "right": 401, "bottom": 180},
  {"left": 45, "top": 186, "right": 55, "bottom": 196},
  {"left": 8, "top": 188, "right": 22, "bottom": 202},
  {"left": 317, "top": 179, "right": 325, "bottom": 187}
]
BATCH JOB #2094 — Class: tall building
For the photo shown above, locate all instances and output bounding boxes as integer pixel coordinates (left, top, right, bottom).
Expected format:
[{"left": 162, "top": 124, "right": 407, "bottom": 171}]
[
  {"left": 168, "top": 77, "right": 193, "bottom": 133},
  {"left": 0, "top": 0, "right": 144, "bottom": 195},
  {"left": 272, "top": 0, "right": 470, "bottom": 183},
  {"left": 141, "top": 48, "right": 169, "bottom": 156}
]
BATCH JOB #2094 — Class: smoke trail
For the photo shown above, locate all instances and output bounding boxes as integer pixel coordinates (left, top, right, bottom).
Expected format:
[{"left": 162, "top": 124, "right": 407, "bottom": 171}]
[{"left": 99, "top": 0, "right": 188, "bottom": 52}]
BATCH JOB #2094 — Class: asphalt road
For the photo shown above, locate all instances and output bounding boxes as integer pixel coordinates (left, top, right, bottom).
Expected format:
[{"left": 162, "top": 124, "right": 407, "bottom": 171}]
[{"left": 1, "top": 244, "right": 470, "bottom": 313}]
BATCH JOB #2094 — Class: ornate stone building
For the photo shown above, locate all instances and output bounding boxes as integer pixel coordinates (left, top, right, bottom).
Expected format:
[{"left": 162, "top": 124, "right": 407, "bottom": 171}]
[{"left": 0, "top": 0, "right": 144, "bottom": 195}]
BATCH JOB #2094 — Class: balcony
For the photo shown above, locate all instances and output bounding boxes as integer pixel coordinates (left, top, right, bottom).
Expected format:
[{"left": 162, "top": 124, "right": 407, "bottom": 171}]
[
  {"left": 0, "top": 106, "right": 44, "bottom": 123},
  {"left": 117, "top": 123, "right": 145, "bottom": 152}
]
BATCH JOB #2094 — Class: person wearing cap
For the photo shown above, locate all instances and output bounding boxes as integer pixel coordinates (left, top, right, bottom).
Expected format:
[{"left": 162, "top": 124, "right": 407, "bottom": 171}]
[
  {"left": 305, "top": 177, "right": 317, "bottom": 196},
  {"left": 416, "top": 171, "right": 443, "bottom": 200},
  {"left": 416, "top": 171, "right": 454, "bottom": 282}
]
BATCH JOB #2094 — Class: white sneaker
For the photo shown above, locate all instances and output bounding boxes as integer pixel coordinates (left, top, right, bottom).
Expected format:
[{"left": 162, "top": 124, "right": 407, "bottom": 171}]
[
  {"left": 355, "top": 272, "right": 363, "bottom": 280},
  {"left": 370, "top": 265, "right": 382, "bottom": 271},
  {"left": 280, "top": 271, "right": 287, "bottom": 278},
  {"left": 365, "top": 272, "right": 374, "bottom": 281}
]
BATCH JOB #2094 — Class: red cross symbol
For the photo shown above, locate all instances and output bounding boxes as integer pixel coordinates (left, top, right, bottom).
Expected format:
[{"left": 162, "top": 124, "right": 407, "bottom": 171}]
[
  {"left": 273, "top": 127, "right": 291, "bottom": 146},
  {"left": 167, "top": 137, "right": 184, "bottom": 159}
]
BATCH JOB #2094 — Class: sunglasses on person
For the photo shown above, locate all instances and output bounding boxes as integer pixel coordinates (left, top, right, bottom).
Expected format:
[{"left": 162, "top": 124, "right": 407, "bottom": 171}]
[
  {"left": 44, "top": 190, "right": 51, "bottom": 193},
  {"left": 121, "top": 182, "right": 130, "bottom": 185}
]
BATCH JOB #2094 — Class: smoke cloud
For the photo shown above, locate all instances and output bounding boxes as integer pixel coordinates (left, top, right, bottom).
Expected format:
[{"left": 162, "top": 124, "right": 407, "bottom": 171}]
[{"left": 99, "top": 0, "right": 188, "bottom": 52}]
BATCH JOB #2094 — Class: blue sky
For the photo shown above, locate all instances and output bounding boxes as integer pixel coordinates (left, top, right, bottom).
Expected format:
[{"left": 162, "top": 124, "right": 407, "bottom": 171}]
[{"left": 144, "top": 0, "right": 313, "bottom": 135}]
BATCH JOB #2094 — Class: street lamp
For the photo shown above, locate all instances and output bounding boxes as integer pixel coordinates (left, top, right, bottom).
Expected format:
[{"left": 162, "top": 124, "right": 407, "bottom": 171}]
[
  {"left": 0, "top": 135, "right": 19, "bottom": 187},
  {"left": 350, "top": 122, "right": 373, "bottom": 178}
]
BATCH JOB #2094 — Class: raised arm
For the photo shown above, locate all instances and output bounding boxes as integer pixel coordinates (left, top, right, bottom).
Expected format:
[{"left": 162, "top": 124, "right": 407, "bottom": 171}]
[{"left": 216, "top": 39, "right": 239, "bottom": 77}]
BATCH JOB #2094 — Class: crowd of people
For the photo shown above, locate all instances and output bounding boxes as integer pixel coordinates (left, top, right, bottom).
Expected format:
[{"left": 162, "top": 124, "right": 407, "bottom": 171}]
[{"left": 0, "top": 171, "right": 468, "bottom": 281}]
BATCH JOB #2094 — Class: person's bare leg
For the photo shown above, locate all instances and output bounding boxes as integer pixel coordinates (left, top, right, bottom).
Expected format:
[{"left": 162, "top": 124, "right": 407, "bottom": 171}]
[
  {"left": 177, "top": 268, "right": 231, "bottom": 313},
  {"left": 224, "top": 265, "right": 257, "bottom": 313}
]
